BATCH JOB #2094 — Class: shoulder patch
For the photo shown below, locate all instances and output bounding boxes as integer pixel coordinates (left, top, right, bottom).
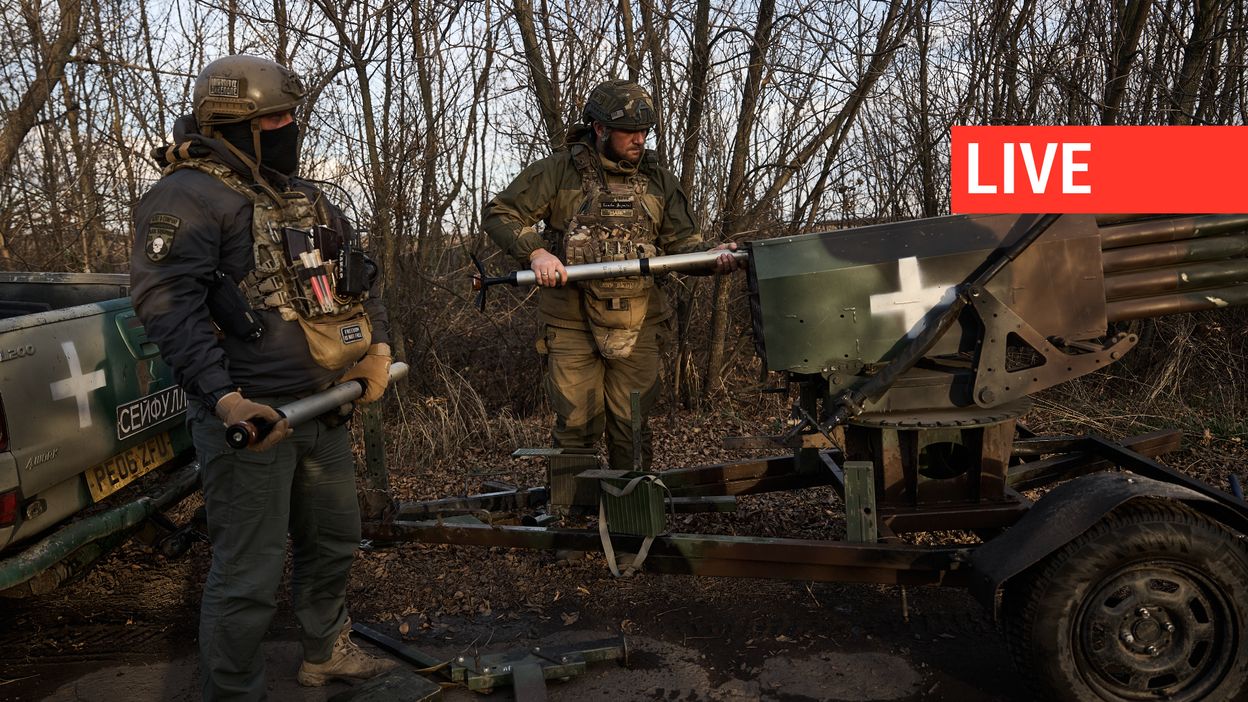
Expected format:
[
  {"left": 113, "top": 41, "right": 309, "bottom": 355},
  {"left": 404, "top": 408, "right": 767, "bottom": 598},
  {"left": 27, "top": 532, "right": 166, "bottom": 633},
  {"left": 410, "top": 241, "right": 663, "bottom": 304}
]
[{"left": 145, "top": 214, "right": 181, "bottom": 262}]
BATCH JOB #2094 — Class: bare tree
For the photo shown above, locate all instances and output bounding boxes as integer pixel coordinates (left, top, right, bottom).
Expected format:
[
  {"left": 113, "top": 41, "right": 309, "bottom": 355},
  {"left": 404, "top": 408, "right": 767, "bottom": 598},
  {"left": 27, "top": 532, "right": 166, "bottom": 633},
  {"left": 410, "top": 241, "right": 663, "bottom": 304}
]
[
  {"left": 0, "top": 0, "right": 82, "bottom": 179},
  {"left": 512, "top": 0, "right": 565, "bottom": 147},
  {"left": 1103, "top": 0, "right": 1154, "bottom": 124}
]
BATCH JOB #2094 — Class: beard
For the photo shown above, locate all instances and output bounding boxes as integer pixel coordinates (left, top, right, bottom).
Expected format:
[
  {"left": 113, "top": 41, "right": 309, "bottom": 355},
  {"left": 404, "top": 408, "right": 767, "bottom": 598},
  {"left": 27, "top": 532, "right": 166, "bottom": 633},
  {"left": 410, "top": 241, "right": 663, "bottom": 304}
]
[{"left": 600, "top": 133, "right": 642, "bottom": 164}]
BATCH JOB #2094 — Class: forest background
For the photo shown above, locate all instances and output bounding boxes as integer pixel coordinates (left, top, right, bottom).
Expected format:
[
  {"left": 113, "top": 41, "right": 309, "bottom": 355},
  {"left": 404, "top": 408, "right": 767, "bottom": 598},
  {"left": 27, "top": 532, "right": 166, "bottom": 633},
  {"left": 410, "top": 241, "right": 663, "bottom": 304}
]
[{"left": 1, "top": 0, "right": 1245, "bottom": 459}]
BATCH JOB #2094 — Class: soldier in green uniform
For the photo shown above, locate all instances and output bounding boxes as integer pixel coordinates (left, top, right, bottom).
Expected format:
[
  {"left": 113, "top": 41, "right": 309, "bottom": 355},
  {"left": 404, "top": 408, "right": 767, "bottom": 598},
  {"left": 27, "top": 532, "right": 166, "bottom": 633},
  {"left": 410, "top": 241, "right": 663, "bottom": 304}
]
[
  {"left": 130, "top": 56, "right": 396, "bottom": 699},
  {"left": 483, "top": 79, "right": 741, "bottom": 471}
]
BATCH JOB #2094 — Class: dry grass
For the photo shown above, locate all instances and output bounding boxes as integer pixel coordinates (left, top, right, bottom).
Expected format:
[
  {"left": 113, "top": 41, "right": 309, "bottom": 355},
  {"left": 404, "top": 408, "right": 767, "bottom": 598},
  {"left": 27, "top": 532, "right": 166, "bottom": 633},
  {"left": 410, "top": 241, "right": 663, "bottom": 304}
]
[
  {"left": 1030, "top": 312, "right": 1248, "bottom": 440},
  {"left": 394, "top": 351, "right": 543, "bottom": 461}
]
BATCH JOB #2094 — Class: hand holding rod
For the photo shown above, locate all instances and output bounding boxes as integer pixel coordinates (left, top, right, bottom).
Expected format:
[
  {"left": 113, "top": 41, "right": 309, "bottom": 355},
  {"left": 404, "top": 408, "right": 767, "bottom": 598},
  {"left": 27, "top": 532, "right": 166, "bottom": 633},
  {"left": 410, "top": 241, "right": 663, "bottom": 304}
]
[
  {"left": 472, "top": 249, "right": 749, "bottom": 310},
  {"left": 225, "top": 361, "right": 410, "bottom": 449}
]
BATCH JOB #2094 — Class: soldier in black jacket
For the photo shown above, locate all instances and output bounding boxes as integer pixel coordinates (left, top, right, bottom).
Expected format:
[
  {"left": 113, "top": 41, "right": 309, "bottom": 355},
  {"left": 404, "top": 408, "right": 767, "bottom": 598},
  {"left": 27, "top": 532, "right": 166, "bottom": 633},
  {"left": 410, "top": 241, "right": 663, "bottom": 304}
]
[{"left": 130, "top": 55, "right": 396, "bottom": 700}]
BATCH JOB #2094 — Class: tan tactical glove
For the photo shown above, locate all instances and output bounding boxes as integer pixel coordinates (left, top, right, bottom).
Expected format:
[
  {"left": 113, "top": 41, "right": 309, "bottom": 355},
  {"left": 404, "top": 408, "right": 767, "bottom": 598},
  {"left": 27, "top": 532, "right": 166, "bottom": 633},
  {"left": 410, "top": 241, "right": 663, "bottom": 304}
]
[
  {"left": 338, "top": 343, "right": 392, "bottom": 404},
  {"left": 215, "top": 391, "right": 291, "bottom": 452}
]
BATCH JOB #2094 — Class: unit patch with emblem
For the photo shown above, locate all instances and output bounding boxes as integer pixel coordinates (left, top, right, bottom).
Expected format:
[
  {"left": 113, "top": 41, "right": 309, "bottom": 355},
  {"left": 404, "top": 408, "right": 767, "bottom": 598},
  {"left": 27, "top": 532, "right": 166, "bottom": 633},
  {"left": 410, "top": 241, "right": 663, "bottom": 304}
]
[{"left": 145, "top": 213, "right": 181, "bottom": 262}]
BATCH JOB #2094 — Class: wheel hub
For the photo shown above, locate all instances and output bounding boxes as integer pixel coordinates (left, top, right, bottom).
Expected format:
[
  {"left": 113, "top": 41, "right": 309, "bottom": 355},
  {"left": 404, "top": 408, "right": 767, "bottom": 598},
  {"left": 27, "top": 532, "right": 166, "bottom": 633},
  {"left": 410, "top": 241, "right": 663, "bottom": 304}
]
[
  {"left": 1119, "top": 605, "right": 1173, "bottom": 654},
  {"left": 1078, "top": 563, "right": 1233, "bottom": 700}
]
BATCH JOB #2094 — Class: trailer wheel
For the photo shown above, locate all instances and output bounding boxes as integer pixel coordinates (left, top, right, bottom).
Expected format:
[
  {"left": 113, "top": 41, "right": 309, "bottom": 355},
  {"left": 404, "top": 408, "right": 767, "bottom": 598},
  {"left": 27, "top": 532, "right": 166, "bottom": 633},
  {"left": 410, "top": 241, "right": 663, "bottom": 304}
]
[{"left": 1004, "top": 498, "right": 1248, "bottom": 701}]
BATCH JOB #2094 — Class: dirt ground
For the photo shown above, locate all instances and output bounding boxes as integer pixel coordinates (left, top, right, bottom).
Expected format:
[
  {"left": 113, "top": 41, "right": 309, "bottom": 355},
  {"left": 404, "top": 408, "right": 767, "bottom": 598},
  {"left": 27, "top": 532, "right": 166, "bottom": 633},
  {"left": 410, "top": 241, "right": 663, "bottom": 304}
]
[
  {"left": 3, "top": 387, "right": 1243, "bottom": 702},
  {"left": 0, "top": 548, "right": 1018, "bottom": 702}
]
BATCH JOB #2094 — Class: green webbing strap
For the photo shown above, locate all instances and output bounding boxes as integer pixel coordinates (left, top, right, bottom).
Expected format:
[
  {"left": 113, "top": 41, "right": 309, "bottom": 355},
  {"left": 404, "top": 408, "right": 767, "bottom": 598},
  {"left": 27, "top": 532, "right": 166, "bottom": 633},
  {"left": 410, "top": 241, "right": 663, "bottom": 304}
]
[
  {"left": 597, "top": 474, "right": 668, "bottom": 577},
  {"left": 631, "top": 390, "right": 643, "bottom": 472}
]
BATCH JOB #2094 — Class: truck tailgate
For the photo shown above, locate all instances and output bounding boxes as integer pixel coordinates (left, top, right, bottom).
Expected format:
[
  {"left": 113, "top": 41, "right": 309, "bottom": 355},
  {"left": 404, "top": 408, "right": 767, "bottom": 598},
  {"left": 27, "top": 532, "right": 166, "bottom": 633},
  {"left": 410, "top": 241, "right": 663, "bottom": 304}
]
[{"left": 0, "top": 298, "right": 191, "bottom": 550}]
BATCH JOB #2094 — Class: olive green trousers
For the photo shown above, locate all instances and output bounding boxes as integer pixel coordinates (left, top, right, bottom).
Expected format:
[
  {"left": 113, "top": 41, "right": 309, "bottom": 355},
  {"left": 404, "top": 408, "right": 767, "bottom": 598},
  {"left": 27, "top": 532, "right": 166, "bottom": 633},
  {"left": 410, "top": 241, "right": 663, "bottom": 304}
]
[
  {"left": 542, "top": 323, "right": 666, "bottom": 471},
  {"left": 191, "top": 405, "right": 360, "bottom": 701}
]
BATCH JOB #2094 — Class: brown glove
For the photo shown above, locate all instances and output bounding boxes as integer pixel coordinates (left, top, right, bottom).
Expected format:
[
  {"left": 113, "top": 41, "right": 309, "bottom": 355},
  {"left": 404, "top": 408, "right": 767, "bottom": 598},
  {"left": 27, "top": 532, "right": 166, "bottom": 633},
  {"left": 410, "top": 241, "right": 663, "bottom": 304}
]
[
  {"left": 214, "top": 391, "right": 291, "bottom": 452},
  {"left": 338, "top": 343, "right": 392, "bottom": 404}
]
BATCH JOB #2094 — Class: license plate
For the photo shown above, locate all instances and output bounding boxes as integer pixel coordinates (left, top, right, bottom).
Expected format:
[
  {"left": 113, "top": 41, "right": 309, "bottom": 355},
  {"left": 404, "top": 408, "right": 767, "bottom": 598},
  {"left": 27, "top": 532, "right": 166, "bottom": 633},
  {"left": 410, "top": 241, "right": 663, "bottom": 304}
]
[{"left": 84, "top": 432, "right": 176, "bottom": 502}]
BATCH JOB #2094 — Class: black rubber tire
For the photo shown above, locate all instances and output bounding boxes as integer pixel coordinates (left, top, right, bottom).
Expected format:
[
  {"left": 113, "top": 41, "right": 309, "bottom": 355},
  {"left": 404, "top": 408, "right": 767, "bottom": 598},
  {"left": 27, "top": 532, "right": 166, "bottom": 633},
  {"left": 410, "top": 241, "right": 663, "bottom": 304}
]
[{"left": 1003, "top": 498, "right": 1248, "bottom": 702}]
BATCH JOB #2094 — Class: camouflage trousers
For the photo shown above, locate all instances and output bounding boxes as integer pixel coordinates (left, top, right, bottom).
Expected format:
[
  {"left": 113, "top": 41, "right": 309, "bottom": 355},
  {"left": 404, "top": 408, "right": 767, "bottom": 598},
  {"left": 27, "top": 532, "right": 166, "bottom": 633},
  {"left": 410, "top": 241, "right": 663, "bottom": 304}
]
[
  {"left": 190, "top": 402, "right": 361, "bottom": 701},
  {"left": 541, "top": 322, "right": 668, "bottom": 471}
]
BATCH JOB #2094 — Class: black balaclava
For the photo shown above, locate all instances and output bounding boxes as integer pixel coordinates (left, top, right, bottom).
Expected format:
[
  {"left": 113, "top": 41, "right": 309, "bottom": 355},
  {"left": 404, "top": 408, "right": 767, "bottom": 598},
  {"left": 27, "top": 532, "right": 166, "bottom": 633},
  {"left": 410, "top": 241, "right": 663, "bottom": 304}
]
[{"left": 217, "top": 120, "right": 301, "bottom": 176}]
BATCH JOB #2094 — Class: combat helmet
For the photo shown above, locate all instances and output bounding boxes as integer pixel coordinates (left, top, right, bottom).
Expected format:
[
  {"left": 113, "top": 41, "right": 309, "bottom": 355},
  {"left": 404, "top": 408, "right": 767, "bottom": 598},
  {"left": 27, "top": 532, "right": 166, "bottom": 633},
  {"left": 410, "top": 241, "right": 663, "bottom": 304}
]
[
  {"left": 583, "top": 79, "right": 656, "bottom": 131},
  {"left": 193, "top": 55, "right": 306, "bottom": 128}
]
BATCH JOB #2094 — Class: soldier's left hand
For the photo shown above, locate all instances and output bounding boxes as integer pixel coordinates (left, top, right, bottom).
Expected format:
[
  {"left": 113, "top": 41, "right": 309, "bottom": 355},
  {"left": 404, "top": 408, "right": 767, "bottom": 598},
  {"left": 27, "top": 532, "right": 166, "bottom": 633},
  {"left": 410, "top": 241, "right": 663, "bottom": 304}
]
[
  {"left": 710, "top": 242, "right": 743, "bottom": 273},
  {"left": 338, "top": 343, "right": 392, "bottom": 404},
  {"left": 529, "top": 249, "right": 567, "bottom": 287}
]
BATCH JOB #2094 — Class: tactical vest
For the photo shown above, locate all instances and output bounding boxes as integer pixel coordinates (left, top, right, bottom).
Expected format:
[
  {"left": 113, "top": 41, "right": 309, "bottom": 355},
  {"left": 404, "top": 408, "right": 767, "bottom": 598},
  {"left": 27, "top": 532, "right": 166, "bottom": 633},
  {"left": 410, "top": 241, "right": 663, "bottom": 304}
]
[
  {"left": 563, "top": 146, "right": 659, "bottom": 359},
  {"left": 166, "top": 158, "right": 373, "bottom": 370}
]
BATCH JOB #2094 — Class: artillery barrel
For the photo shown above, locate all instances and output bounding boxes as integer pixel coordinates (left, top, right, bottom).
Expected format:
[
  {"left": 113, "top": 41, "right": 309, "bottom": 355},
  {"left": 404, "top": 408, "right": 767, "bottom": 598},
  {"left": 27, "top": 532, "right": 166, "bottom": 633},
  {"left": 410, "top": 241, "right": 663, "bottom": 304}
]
[
  {"left": 1103, "top": 259, "right": 1248, "bottom": 301},
  {"left": 1095, "top": 214, "right": 1173, "bottom": 226},
  {"left": 1099, "top": 214, "right": 1248, "bottom": 250},
  {"left": 1101, "top": 234, "right": 1248, "bottom": 274},
  {"left": 1106, "top": 284, "right": 1248, "bottom": 322}
]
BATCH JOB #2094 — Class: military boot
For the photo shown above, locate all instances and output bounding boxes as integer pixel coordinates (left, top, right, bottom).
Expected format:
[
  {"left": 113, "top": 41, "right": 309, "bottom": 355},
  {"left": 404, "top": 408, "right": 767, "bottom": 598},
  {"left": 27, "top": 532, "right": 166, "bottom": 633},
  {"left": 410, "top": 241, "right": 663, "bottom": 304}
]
[{"left": 296, "top": 618, "right": 399, "bottom": 686}]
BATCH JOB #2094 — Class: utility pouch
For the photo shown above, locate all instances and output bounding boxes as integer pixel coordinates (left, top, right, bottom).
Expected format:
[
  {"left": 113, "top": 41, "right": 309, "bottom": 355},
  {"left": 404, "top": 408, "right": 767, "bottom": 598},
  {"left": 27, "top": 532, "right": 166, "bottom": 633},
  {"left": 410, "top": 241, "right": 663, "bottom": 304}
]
[
  {"left": 296, "top": 305, "right": 372, "bottom": 370},
  {"left": 206, "top": 270, "right": 264, "bottom": 341},
  {"left": 337, "top": 243, "right": 370, "bottom": 297},
  {"left": 282, "top": 226, "right": 313, "bottom": 263},
  {"left": 582, "top": 286, "right": 650, "bottom": 359}
]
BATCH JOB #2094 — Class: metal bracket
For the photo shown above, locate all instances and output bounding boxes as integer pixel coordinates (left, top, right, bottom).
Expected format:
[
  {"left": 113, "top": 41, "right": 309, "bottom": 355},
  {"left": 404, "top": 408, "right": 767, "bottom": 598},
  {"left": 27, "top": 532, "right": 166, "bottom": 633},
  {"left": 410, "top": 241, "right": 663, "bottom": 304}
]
[{"left": 969, "top": 286, "right": 1137, "bottom": 408}]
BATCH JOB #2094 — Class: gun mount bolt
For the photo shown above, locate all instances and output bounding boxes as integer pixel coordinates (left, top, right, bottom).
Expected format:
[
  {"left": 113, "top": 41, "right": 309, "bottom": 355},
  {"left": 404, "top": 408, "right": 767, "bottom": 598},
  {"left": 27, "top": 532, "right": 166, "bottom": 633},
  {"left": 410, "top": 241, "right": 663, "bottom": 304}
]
[
  {"left": 978, "top": 388, "right": 996, "bottom": 404},
  {"left": 561, "top": 656, "right": 568, "bottom": 663},
  {"left": 1166, "top": 623, "right": 1176, "bottom": 633},
  {"left": 1148, "top": 646, "right": 1159, "bottom": 656},
  {"left": 1138, "top": 607, "right": 1151, "bottom": 618},
  {"left": 1123, "top": 633, "right": 1135, "bottom": 644}
]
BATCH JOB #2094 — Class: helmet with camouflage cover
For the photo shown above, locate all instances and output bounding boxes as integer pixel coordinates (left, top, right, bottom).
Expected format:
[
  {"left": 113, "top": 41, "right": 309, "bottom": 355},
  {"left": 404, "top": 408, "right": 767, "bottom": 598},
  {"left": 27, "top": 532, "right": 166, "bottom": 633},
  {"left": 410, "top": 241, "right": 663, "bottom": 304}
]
[
  {"left": 583, "top": 79, "right": 656, "bottom": 131},
  {"left": 193, "top": 55, "right": 306, "bottom": 128}
]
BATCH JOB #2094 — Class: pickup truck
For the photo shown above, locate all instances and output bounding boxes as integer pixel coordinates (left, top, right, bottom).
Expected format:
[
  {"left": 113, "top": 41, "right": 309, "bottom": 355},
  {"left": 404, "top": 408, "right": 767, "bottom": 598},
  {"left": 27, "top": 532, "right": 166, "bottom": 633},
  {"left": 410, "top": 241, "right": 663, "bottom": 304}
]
[{"left": 0, "top": 272, "right": 197, "bottom": 596}]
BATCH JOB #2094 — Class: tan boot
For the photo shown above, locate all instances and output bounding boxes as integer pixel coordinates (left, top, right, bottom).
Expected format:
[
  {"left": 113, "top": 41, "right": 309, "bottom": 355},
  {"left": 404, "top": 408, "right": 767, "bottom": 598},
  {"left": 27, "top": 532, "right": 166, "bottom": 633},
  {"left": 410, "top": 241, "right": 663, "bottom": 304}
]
[{"left": 296, "top": 618, "right": 399, "bottom": 686}]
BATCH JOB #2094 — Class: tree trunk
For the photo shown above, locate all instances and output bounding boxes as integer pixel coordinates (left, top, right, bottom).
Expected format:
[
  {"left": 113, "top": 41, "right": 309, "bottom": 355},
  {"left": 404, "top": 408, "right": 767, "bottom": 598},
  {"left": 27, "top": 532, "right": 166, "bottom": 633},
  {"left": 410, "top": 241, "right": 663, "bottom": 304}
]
[
  {"left": 637, "top": 0, "right": 668, "bottom": 165},
  {"left": 0, "top": 0, "right": 82, "bottom": 180},
  {"left": 703, "top": 0, "right": 776, "bottom": 403},
  {"left": 678, "top": 0, "right": 711, "bottom": 193},
  {"left": 618, "top": 0, "right": 640, "bottom": 81},
  {"left": 670, "top": 0, "right": 711, "bottom": 406},
  {"left": 1170, "top": 0, "right": 1226, "bottom": 124},
  {"left": 917, "top": 0, "right": 938, "bottom": 217},
  {"left": 512, "top": 0, "right": 564, "bottom": 147},
  {"left": 1102, "top": 0, "right": 1153, "bottom": 125}
]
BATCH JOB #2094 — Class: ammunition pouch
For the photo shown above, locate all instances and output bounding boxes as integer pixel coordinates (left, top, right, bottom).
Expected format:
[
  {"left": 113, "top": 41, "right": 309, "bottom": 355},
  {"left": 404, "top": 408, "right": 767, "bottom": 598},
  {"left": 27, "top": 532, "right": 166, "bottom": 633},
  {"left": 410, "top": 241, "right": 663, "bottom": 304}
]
[{"left": 296, "top": 304, "right": 372, "bottom": 370}]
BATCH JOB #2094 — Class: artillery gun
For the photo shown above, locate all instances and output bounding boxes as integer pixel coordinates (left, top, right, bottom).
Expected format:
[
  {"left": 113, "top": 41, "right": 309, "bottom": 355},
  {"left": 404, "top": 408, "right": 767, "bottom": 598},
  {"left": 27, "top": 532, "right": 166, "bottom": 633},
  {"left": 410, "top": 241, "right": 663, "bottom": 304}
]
[{"left": 365, "top": 213, "right": 1248, "bottom": 702}]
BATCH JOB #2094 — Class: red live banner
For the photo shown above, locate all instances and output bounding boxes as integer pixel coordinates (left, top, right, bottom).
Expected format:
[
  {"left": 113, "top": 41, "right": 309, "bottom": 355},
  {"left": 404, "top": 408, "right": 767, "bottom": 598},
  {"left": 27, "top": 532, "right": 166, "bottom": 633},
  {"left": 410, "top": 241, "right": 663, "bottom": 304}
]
[{"left": 950, "top": 126, "right": 1248, "bottom": 214}]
